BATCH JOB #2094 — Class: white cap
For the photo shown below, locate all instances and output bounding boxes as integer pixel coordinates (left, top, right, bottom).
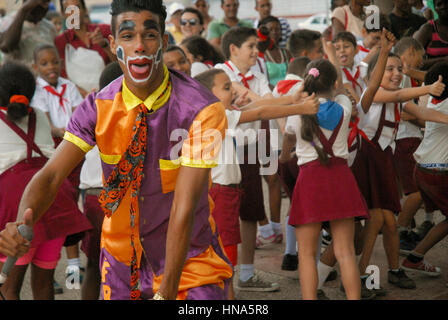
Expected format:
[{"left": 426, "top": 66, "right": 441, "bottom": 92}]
[{"left": 168, "top": 2, "right": 185, "bottom": 17}]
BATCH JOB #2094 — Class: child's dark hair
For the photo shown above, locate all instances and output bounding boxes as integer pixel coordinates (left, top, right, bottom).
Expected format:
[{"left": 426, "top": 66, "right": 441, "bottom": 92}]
[
  {"left": 363, "top": 13, "right": 391, "bottom": 33},
  {"left": 258, "top": 15, "right": 281, "bottom": 28},
  {"left": 288, "top": 29, "right": 321, "bottom": 58},
  {"left": 181, "top": 35, "right": 225, "bottom": 65},
  {"left": 33, "top": 43, "right": 59, "bottom": 63},
  {"left": 424, "top": 62, "right": 448, "bottom": 101},
  {"left": 181, "top": 7, "right": 204, "bottom": 25},
  {"left": 110, "top": 0, "right": 167, "bottom": 36},
  {"left": 221, "top": 26, "right": 257, "bottom": 60},
  {"left": 194, "top": 68, "right": 226, "bottom": 92},
  {"left": 165, "top": 45, "right": 188, "bottom": 59},
  {"left": 99, "top": 61, "right": 124, "bottom": 90},
  {"left": 301, "top": 59, "right": 338, "bottom": 165},
  {"left": 59, "top": 0, "right": 86, "bottom": 11},
  {"left": 0, "top": 63, "right": 36, "bottom": 122},
  {"left": 393, "top": 37, "right": 425, "bottom": 57},
  {"left": 332, "top": 31, "right": 357, "bottom": 48},
  {"left": 288, "top": 57, "right": 311, "bottom": 78},
  {"left": 367, "top": 51, "right": 401, "bottom": 78}
]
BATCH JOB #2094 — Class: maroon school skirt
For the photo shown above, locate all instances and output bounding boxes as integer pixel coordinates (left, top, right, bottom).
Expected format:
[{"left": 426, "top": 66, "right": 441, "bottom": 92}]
[
  {"left": 209, "top": 183, "right": 243, "bottom": 247},
  {"left": 278, "top": 155, "right": 300, "bottom": 200},
  {"left": 414, "top": 166, "right": 448, "bottom": 217},
  {"left": 81, "top": 193, "right": 104, "bottom": 259},
  {"left": 289, "top": 157, "right": 369, "bottom": 226},
  {"left": 394, "top": 138, "right": 421, "bottom": 195},
  {"left": 350, "top": 141, "right": 402, "bottom": 213},
  {"left": 0, "top": 158, "right": 92, "bottom": 242}
]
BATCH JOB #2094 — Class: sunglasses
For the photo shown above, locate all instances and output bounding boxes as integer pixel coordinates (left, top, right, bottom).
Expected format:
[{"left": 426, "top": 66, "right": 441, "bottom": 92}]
[{"left": 180, "top": 18, "right": 199, "bottom": 26}]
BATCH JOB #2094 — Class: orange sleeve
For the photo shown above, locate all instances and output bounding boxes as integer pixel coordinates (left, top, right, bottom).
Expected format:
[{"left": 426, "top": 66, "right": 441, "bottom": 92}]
[{"left": 180, "top": 102, "right": 228, "bottom": 168}]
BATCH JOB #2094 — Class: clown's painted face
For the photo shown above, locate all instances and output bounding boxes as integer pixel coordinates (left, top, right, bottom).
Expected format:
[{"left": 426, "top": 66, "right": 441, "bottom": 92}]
[{"left": 109, "top": 10, "right": 167, "bottom": 90}]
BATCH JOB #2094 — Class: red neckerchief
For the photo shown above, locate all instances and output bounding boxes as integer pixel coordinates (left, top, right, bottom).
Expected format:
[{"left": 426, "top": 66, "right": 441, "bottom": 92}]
[
  {"left": 393, "top": 102, "right": 401, "bottom": 131},
  {"left": 276, "top": 79, "right": 301, "bottom": 95},
  {"left": 342, "top": 66, "right": 362, "bottom": 92},
  {"left": 348, "top": 116, "right": 372, "bottom": 148},
  {"left": 44, "top": 84, "right": 68, "bottom": 113},
  {"left": 203, "top": 60, "right": 214, "bottom": 67},
  {"left": 432, "top": 97, "right": 446, "bottom": 104},
  {"left": 225, "top": 61, "right": 254, "bottom": 89},
  {"left": 410, "top": 78, "right": 421, "bottom": 88},
  {"left": 358, "top": 44, "right": 370, "bottom": 53}
]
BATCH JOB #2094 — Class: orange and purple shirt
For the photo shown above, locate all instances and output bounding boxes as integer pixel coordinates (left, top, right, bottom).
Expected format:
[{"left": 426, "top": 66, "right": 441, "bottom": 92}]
[{"left": 64, "top": 66, "right": 232, "bottom": 299}]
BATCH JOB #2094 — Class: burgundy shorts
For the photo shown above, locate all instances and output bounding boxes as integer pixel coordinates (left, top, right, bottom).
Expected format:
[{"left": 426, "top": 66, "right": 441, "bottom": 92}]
[
  {"left": 237, "top": 144, "right": 267, "bottom": 221},
  {"left": 278, "top": 155, "right": 299, "bottom": 199},
  {"left": 209, "top": 184, "right": 242, "bottom": 247},
  {"left": 81, "top": 194, "right": 105, "bottom": 260},
  {"left": 289, "top": 158, "right": 369, "bottom": 226},
  {"left": 394, "top": 138, "right": 421, "bottom": 195},
  {"left": 351, "top": 141, "right": 401, "bottom": 213},
  {"left": 414, "top": 166, "right": 448, "bottom": 217}
]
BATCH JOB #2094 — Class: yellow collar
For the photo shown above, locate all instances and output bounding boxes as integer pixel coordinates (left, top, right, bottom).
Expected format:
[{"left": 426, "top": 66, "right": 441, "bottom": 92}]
[{"left": 122, "top": 65, "right": 171, "bottom": 112}]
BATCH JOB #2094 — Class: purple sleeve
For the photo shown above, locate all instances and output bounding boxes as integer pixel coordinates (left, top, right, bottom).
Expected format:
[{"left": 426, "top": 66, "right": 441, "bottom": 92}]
[{"left": 65, "top": 92, "right": 98, "bottom": 149}]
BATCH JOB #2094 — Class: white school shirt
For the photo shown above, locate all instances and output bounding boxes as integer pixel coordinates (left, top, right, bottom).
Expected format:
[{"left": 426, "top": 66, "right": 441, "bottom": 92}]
[
  {"left": 285, "top": 94, "right": 352, "bottom": 166},
  {"left": 79, "top": 145, "right": 103, "bottom": 190},
  {"left": 357, "top": 92, "right": 401, "bottom": 152},
  {"left": 414, "top": 98, "right": 448, "bottom": 168},
  {"left": 215, "top": 60, "right": 272, "bottom": 146},
  {"left": 396, "top": 75, "right": 424, "bottom": 140},
  {"left": 0, "top": 108, "right": 54, "bottom": 174},
  {"left": 341, "top": 63, "right": 368, "bottom": 99},
  {"left": 31, "top": 76, "right": 84, "bottom": 128},
  {"left": 272, "top": 74, "right": 304, "bottom": 152},
  {"left": 211, "top": 110, "right": 242, "bottom": 185},
  {"left": 355, "top": 40, "right": 370, "bottom": 65},
  {"left": 190, "top": 62, "right": 213, "bottom": 77}
]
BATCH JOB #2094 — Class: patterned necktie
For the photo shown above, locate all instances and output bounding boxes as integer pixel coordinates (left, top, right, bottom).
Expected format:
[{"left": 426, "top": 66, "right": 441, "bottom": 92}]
[
  {"left": 44, "top": 84, "right": 68, "bottom": 113},
  {"left": 98, "top": 103, "right": 148, "bottom": 300},
  {"left": 98, "top": 79, "right": 171, "bottom": 300}
]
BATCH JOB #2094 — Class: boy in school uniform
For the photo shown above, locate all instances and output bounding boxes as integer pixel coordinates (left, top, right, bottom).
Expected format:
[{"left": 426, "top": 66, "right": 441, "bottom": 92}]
[
  {"left": 215, "top": 26, "right": 280, "bottom": 292},
  {"left": 401, "top": 62, "right": 448, "bottom": 278},
  {"left": 392, "top": 37, "right": 433, "bottom": 253},
  {"left": 333, "top": 31, "right": 368, "bottom": 102},
  {"left": 30, "top": 43, "right": 86, "bottom": 284},
  {"left": 195, "top": 68, "right": 319, "bottom": 299},
  {"left": 0, "top": 0, "right": 233, "bottom": 300}
]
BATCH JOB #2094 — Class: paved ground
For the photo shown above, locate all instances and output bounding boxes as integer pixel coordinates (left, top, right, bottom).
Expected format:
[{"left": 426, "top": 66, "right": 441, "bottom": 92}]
[{"left": 17, "top": 181, "right": 448, "bottom": 300}]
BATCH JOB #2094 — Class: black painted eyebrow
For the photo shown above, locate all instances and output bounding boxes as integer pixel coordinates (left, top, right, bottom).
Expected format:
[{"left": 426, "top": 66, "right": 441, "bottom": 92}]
[
  {"left": 118, "top": 20, "right": 136, "bottom": 34},
  {"left": 143, "top": 19, "right": 161, "bottom": 32}
]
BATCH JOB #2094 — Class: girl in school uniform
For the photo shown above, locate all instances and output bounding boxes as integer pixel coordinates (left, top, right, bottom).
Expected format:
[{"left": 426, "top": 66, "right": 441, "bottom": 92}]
[
  {"left": 351, "top": 46, "right": 448, "bottom": 293},
  {"left": 0, "top": 63, "right": 91, "bottom": 300},
  {"left": 284, "top": 58, "right": 369, "bottom": 300}
]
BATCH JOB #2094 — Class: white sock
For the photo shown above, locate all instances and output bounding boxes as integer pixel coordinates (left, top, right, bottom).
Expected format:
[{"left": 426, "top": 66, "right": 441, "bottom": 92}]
[
  {"left": 284, "top": 218, "right": 297, "bottom": 255},
  {"left": 270, "top": 221, "right": 282, "bottom": 235},
  {"left": 67, "top": 258, "right": 81, "bottom": 268},
  {"left": 259, "top": 223, "right": 274, "bottom": 238},
  {"left": 239, "top": 264, "right": 254, "bottom": 282},
  {"left": 425, "top": 212, "right": 434, "bottom": 223},
  {"left": 317, "top": 261, "right": 334, "bottom": 289}
]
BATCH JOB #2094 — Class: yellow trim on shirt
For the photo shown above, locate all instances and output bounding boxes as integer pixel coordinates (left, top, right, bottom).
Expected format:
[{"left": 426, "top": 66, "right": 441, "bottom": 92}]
[
  {"left": 99, "top": 152, "right": 122, "bottom": 165},
  {"left": 63, "top": 131, "right": 93, "bottom": 153},
  {"left": 159, "top": 158, "right": 181, "bottom": 170},
  {"left": 122, "top": 65, "right": 171, "bottom": 113},
  {"left": 180, "top": 156, "right": 218, "bottom": 169}
]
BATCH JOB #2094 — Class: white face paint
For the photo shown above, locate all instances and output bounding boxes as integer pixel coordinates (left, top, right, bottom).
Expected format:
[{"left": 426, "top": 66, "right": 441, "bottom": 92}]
[{"left": 116, "top": 45, "right": 163, "bottom": 83}]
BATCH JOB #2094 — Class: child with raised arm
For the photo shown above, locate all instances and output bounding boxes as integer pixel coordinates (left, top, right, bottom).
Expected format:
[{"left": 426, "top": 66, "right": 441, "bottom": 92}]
[
  {"left": 195, "top": 67, "right": 319, "bottom": 300},
  {"left": 351, "top": 29, "right": 447, "bottom": 295}
]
